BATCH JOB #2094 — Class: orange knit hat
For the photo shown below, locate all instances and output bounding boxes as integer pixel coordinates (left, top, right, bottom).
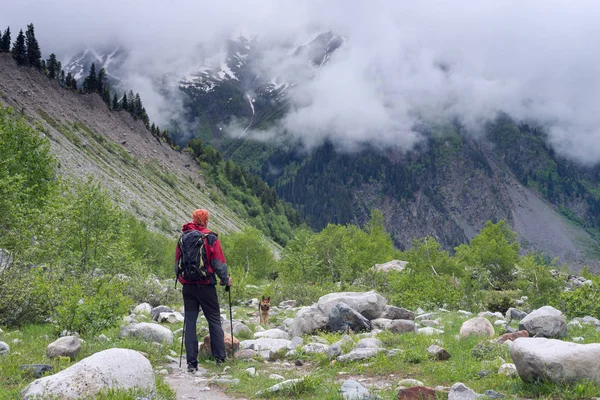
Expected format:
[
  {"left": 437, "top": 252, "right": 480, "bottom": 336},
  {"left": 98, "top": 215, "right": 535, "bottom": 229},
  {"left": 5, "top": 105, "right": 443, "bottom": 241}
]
[{"left": 192, "top": 209, "right": 209, "bottom": 226}]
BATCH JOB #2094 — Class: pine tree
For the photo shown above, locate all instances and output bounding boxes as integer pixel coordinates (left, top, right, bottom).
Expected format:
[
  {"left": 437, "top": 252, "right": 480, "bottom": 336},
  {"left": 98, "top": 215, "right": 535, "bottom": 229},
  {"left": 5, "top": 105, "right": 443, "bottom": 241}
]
[
  {"left": 121, "top": 92, "right": 128, "bottom": 110},
  {"left": 59, "top": 70, "right": 65, "bottom": 85},
  {"left": 25, "top": 23, "right": 42, "bottom": 68},
  {"left": 11, "top": 29, "right": 26, "bottom": 65},
  {"left": 97, "top": 68, "right": 106, "bottom": 94},
  {"left": 127, "top": 90, "right": 135, "bottom": 112},
  {"left": 0, "top": 27, "right": 10, "bottom": 52},
  {"left": 46, "top": 53, "right": 58, "bottom": 79},
  {"left": 64, "top": 72, "right": 72, "bottom": 88},
  {"left": 56, "top": 61, "right": 62, "bottom": 80},
  {"left": 134, "top": 93, "right": 143, "bottom": 117},
  {"left": 112, "top": 93, "right": 119, "bottom": 110},
  {"left": 102, "top": 87, "right": 111, "bottom": 105},
  {"left": 82, "top": 63, "right": 97, "bottom": 93},
  {"left": 70, "top": 78, "right": 77, "bottom": 91}
]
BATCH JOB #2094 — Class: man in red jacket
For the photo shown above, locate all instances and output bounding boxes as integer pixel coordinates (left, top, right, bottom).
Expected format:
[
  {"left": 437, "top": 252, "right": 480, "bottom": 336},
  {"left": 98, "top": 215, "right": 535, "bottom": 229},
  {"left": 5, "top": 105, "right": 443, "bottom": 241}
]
[{"left": 175, "top": 209, "right": 232, "bottom": 371}]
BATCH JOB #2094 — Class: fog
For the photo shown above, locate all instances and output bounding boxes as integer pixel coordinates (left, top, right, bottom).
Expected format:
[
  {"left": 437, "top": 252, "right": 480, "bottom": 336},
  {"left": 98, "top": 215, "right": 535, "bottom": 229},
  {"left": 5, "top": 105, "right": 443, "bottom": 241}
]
[{"left": 3, "top": 0, "right": 600, "bottom": 162}]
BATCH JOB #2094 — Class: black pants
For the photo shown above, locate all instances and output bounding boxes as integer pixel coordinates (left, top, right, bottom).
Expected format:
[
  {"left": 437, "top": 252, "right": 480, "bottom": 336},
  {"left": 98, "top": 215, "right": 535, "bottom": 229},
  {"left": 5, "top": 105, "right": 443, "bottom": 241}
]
[{"left": 182, "top": 284, "right": 225, "bottom": 365}]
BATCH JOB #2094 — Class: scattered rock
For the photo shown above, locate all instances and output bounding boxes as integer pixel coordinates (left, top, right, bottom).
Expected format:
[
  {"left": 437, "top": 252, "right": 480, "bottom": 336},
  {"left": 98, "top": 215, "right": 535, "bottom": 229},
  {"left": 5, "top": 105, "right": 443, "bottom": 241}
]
[
  {"left": 224, "top": 321, "right": 252, "bottom": 336},
  {"left": 518, "top": 306, "right": 567, "bottom": 338},
  {"left": 279, "top": 300, "right": 297, "bottom": 308},
  {"left": 371, "top": 318, "right": 393, "bottom": 330},
  {"left": 511, "top": 337, "right": 600, "bottom": 383},
  {"left": 426, "top": 345, "right": 451, "bottom": 361},
  {"left": 310, "top": 335, "right": 330, "bottom": 344},
  {"left": 317, "top": 291, "right": 387, "bottom": 320},
  {"left": 97, "top": 334, "right": 110, "bottom": 342},
  {"left": 157, "top": 312, "right": 184, "bottom": 324},
  {"left": 448, "top": 382, "right": 479, "bottom": 400},
  {"left": 21, "top": 349, "right": 154, "bottom": 399},
  {"left": 119, "top": 323, "right": 174, "bottom": 345},
  {"left": 234, "top": 349, "right": 257, "bottom": 359},
  {"left": 459, "top": 317, "right": 495, "bottom": 338},
  {"left": 418, "top": 327, "right": 444, "bottom": 335},
  {"left": 19, "top": 364, "right": 52, "bottom": 378},
  {"left": 329, "top": 302, "right": 372, "bottom": 333},
  {"left": 150, "top": 305, "right": 173, "bottom": 321},
  {"left": 133, "top": 303, "right": 152, "bottom": 314},
  {"left": 572, "top": 337, "right": 584, "bottom": 342},
  {"left": 371, "top": 260, "right": 408, "bottom": 273},
  {"left": 269, "top": 374, "right": 285, "bottom": 381},
  {"left": 239, "top": 337, "right": 292, "bottom": 353},
  {"left": 254, "top": 329, "right": 290, "bottom": 340},
  {"left": 397, "top": 386, "right": 437, "bottom": 399},
  {"left": 337, "top": 348, "right": 384, "bottom": 362},
  {"left": 341, "top": 379, "right": 371, "bottom": 399},
  {"left": 505, "top": 308, "right": 527, "bottom": 321},
  {"left": 302, "top": 343, "right": 329, "bottom": 354},
  {"left": 256, "top": 378, "right": 304, "bottom": 396},
  {"left": 212, "top": 378, "right": 239, "bottom": 384},
  {"left": 0, "top": 341, "right": 9, "bottom": 355},
  {"left": 245, "top": 367, "right": 256, "bottom": 377},
  {"left": 356, "top": 338, "right": 382, "bottom": 349},
  {"left": 478, "top": 311, "right": 504, "bottom": 319},
  {"left": 46, "top": 336, "right": 81, "bottom": 359},
  {"left": 484, "top": 390, "right": 505, "bottom": 398},
  {"left": 389, "top": 320, "right": 417, "bottom": 334},
  {"left": 123, "top": 315, "right": 138, "bottom": 324},
  {"left": 568, "top": 320, "right": 583, "bottom": 329},
  {"left": 458, "top": 310, "right": 473, "bottom": 317},
  {"left": 398, "top": 378, "right": 424, "bottom": 387},
  {"left": 498, "top": 363, "right": 518, "bottom": 377},
  {"left": 496, "top": 330, "right": 528, "bottom": 344}
]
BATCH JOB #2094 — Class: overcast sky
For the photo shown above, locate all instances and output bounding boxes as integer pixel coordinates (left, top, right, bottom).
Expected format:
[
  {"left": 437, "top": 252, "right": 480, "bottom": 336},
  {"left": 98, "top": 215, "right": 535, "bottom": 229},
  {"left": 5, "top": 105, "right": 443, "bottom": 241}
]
[{"left": 3, "top": 1, "right": 600, "bottom": 163}]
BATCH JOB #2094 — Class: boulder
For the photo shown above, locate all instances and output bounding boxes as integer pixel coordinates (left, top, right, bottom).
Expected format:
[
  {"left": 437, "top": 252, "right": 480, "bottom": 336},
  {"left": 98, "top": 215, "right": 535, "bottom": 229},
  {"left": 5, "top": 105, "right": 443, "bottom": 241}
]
[
  {"left": 341, "top": 379, "right": 371, "bottom": 399},
  {"left": 119, "top": 323, "right": 174, "bottom": 345},
  {"left": 337, "top": 348, "right": 384, "bottom": 362},
  {"left": 510, "top": 337, "right": 600, "bottom": 383},
  {"left": 328, "top": 302, "right": 372, "bottom": 333},
  {"left": 200, "top": 333, "right": 239, "bottom": 356},
  {"left": 389, "top": 320, "right": 417, "bottom": 334},
  {"left": 356, "top": 338, "right": 383, "bottom": 349},
  {"left": 381, "top": 305, "right": 414, "bottom": 320},
  {"left": 224, "top": 321, "right": 252, "bottom": 336},
  {"left": 302, "top": 343, "right": 329, "bottom": 354},
  {"left": 150, "top": 305, "right": 173, "bottom": 321},
  {"left": 235, "top": 349, "right": 258, "bottom": 359},
  {"left": 46, "top": 336, "right": 81, "bottom": 359},
  {"left": 426, "top": 345, "right": 450, "bottom": 361},
  {"left": 328, "top": 335, "right": 353, "bottom": 358},
  {"left": 498, "top": 363, "right": 518, "bottom": 377},
  {"left": 505, "top": 308, "right": 527, "bottom": 321},
  {"left": 397, "top": 386, "right": 437, "bottom": 399},
  {"left": 239, "top": 338, "right": 292, "bottom": 353},
  {"left": 133, "top": 303, "right": 152, "bottom": 315},
  {"left": 418, "top": 327, "right": 444, "bottom": 335},
  {"left": 279, "top": 300, "right": 298, "bottom": 308},
  {"left": 448, "top": 382, "right": 479, "bottom": 400},
  {"left": 291, "top": 305, "right": 328, "bottom": 337},
  {"left": 317, "top": 291, "right": 387, "bottom": 320},
  {"left": 0, "top": 341, "right": 9, "bottom": 356},
  {"left": 371, "top": 260, "right": 408, "bottom": 273},
  {"left": 518, "top": 306, "right": 567, "bottom": 338},
  {"left": 157, "top": 312, "right": 184, "bottom": 324},
  {"left": 254, "top": 329, "right": 290, "bottom": 340},
  {"left": 459, "top": 317, "right": 495, "bottom": 338},
  {"left": 397, "top": 379, "right": 424, "bottom": 387},
  {"left": 21, "top": 349, "right": 154, "bottom": 399}
]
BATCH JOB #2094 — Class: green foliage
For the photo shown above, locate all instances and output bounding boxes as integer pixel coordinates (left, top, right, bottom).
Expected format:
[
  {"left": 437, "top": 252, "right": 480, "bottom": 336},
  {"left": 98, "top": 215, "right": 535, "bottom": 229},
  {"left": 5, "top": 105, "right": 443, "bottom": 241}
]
[
  {"left": 516, "top": 254, "right": 563, "bottom": 309},
  {"left": 221, "top": 227, "right": 276, "bottom": 280},
  {"left": 52, "top": 277, "right": 133, "bottom": 336},
  {"left": 550, "top": 282, "right": 600, "bottom": 318},
  {"left": 456, "top": 220, "right": 519, "bottom": 289}
]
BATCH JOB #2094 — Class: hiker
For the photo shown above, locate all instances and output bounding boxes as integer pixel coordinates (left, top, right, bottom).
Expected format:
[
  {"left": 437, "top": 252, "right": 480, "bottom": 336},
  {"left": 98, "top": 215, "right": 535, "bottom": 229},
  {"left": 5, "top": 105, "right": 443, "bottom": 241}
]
[{"left": 175, "top": 209, "right": 232, "bottom": 371}]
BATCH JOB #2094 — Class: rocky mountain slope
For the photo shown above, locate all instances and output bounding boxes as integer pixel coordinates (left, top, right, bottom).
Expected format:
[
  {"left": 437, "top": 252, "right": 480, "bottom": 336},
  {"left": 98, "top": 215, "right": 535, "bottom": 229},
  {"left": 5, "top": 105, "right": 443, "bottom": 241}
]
[{"left": 0, "top": 53, "right": 247, "bottom": 236}]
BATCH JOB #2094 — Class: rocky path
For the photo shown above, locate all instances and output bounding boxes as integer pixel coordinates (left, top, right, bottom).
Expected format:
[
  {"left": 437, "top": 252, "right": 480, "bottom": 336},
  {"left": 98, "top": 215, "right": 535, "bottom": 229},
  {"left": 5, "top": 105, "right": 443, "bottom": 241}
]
[{"left": 164, "top": 360, "right": 244, "bottom": 400}]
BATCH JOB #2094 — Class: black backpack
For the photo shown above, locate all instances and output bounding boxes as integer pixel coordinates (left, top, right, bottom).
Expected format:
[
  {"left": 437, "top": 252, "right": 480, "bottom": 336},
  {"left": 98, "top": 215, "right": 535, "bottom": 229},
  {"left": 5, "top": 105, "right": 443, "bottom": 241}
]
[{"left": 177, "top": 230, "right": 212, "bottom": 282}]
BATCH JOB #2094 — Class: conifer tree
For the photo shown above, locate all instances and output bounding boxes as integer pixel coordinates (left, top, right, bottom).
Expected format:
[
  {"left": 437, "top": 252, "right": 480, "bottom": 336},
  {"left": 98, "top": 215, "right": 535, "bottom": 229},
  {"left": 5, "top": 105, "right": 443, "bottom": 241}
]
[
  {"left": 56, "top": 61, "right": 62, "bottom": 79},
  {"left": 121, "top": 92, "right": 128, "bottom": 110},
  {"left": 112, "top": 93, "right": 119, "bottom": 110},
  {"left": 64, "top": 72, "right": 72, "bottom": 88},
  {"left": 11, "top": 29, "right": 26, "bottom": 65},
  {"left": 59, "top": 70, "right": 65, "bottom": 85},
  {"left": 46, "top": 53, "right": 58, "bottom": 79},
  {"left": 25, "top": 24, "right": 42, "bottom": 68},
  {"left": 83, "top": 63, "right": 97, "bottom": 93},
  {"left": 102, "top": 87, "right": 111, "bottom": 105},
  {"left": 97, "top": 68, "right": 107, "bottom": 94},
  {"left": 134, "top": 93, "right": 143, "bottom": 117},
  {"left": 0, "top": 27, "right": 10, "bottom": 52},
  {"left": 70, "top": 78, "right": 77, "bottom": 91},
  {"left": 127, "top": 90, "right": 135, "bottom": 112}
]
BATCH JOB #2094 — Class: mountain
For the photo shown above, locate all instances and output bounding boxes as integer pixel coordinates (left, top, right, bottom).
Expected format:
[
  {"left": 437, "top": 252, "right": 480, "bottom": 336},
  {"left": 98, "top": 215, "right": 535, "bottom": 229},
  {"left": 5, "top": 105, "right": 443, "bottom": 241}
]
[
  {"left": 63, "top": 45, "right": 126, "bottom": 85},
  {"left": 0, "top": 52, "right": 271, "bottom": 237}
]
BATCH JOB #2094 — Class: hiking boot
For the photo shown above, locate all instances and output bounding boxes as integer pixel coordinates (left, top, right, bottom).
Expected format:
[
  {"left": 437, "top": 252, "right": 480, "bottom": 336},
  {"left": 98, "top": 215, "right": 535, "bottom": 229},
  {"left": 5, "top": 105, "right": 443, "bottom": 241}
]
[
  {"left": 187, "top": 363, "right": 198, "bottom": 373},
  {"left": 215, "top": 358, "right": 226, "bottom": 366}
]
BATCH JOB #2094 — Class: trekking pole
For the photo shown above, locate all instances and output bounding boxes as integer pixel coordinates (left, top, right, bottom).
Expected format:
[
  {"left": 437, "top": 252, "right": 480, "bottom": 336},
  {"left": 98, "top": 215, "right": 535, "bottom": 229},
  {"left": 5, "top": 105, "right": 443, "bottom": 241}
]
[
  {"left": 226, "top": 285, "right": 234, "bottom": 362},
  {"left": 179, "top": 318, "right": 186, "bottom": 368}
]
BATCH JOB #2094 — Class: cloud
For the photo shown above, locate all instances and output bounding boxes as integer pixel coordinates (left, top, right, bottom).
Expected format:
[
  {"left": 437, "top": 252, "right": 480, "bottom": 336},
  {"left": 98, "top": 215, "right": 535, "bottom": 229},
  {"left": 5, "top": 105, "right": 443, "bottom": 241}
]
[{"left": 3, "top": 0, "right": 600, "bottom": 162}]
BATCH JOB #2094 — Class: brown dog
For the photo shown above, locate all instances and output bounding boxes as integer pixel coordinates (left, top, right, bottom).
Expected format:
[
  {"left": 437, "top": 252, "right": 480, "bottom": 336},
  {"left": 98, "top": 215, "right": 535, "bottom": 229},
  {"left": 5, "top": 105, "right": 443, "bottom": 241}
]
[{"left": 259, "top": 296, "right": 270, "bottom": 325}]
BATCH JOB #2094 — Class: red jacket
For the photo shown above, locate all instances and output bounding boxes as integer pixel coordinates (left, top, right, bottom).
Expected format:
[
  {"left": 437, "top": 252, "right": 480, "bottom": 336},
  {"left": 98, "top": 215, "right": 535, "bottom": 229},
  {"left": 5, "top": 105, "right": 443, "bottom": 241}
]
[{"left": 175, "top": 222, "right": 228, "bottom": 285}]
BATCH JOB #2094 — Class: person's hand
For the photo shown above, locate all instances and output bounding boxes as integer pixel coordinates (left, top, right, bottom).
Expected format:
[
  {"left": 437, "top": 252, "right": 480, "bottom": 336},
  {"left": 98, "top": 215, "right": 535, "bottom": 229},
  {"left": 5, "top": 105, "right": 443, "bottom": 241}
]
[{"left": 226, "top": 277, "right": 233, "bottom": 287}]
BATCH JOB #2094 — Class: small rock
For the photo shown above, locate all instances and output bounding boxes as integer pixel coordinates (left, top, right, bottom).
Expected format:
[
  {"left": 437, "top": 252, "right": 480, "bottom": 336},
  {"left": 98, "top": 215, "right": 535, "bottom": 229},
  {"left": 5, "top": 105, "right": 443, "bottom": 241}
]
[
  {"left": 256, "top": 378, "right": 304, "bottom": 395},
  {"left": 460, "top": 317, "right": 495, "bottom": 338},
  {"left": 12, "top": 338, "right": 22, "bottom": 344},
  {"left": 254, "top": 329, "right": 290, "bottom": 340},
  {"left": 572, "top": 337, "right": 584, "bottom": 342},
  {"left": 341, "top": 379, "right": 371, "bottom": 399},
  {"left": 397, "top": 386, "right": 437, "bottom": 400},
  {"left": 519, "top": 306, "right": 567, "bottom": 338},
  {"left": 417, "top": 327, "right": 444, "bottom": 335},
  {"left": 505, "top": 308, "right": 527, "bottom": 321},
  {"left": 458, "top": 310, "right": 473, "bottom": 317},
  {"left": 46, "top": 336, "right": 81, "bottom": 359},
  {"left": 212, "top": 378, "right": 239, "bottom": 384},
  {"left": 397, "top": 378, "right": 424, "bottom": 387},
  {"left": 150, "top": 305, "right": 173, "bottom": 321},
  {"left": 269, "top": 374, "right": 285, "bottom": 381},
  {"left": 496, "top": 330, "right": 528, "bottom": 344},
  {"left": 477, "top": 370, "right": 492, "bottom": 378},
  {"left": 449, "top": 382, "right": 480, "bottom": 400},
  {"left": 382, "top": 305, "right": 415, "bottom": 320},
  {"left": 426, "top": 345, "right": 450, "bottom": 361},
  {"left": 234, "top": 349, "right": 257, "bottom": 359},
  {"left": 246, "top": 367, "right": 256, "bottom": 377},
  {"left": 133, "top": 303, "right": 152, "bottom": 314},
  {"left": 302, "top": 343, "right": 329, "bottom": 354},
  {"left": 484, "top": 390, "right": 505, "bottom": 398},
  {"left": 158, "top": 369, "right": 168, "bottom": 376},
  {"left": 498, "top": 363, "right": 518, "bottom": 377},
  {"left": 19, "top": 364, "right": 52, "bottom": 378},
  {"left": 279, "top": 300, "right": 297, "bottom": 308},
  {"left": 97, "top": 334, "right": 110, "bottom": 342},
  {"left": 295, "top": 360, "right": 303, "bottom": 366}
]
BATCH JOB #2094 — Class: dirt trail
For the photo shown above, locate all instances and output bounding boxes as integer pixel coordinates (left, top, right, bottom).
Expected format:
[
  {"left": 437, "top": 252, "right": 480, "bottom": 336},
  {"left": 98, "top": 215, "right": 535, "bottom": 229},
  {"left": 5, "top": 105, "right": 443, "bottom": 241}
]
[{"left": 164, "top": 360, "right": 245, "bottom": 400}]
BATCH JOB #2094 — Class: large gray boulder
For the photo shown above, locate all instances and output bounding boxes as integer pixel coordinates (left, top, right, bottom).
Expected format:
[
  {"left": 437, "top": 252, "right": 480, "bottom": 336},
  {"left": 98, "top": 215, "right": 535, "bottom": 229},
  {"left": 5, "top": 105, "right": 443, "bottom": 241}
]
[
  {"left": 340, "top": 379, "right": 371, "bottom": 399},
  {"left": 317, "top": 291, "right": 387, "bottom": 320},
  {"left": 328, "top": 303, "right": 372, "bottom": 333},
  {"left": 291, "top": 305, "right": 328, "bottom": 337},
  {"left": 46, "top": 336, "right": 81, "bottom": 359},
  {"left": 133, "top": 303, "right": 152, "bottom": 315},
  {"left": 254, "top": 329, "right": 290, "bottom": 340},
  {"left": 21, "top": 349, "right": 154, "bottom": 399},
  {"left": 119, "top": 322, "right": 174, "bottom": 345},
  {"left": 389, "top": 319, "right": 416, "bottom": 334},
  {"left": 239, "top": 338, "right": 293, "bottom": 352},
  {"left": 459, "top": 317, "right": 495, "bottom": 338},
  {"left": 510, "top": 337, "right": 600, "bottom": 383},
  {"left": 0, "top": 341, "right": 9, "bottom": 355},
  {"left": 518, "top": 306, "right": 567, "bottom": 338}
]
